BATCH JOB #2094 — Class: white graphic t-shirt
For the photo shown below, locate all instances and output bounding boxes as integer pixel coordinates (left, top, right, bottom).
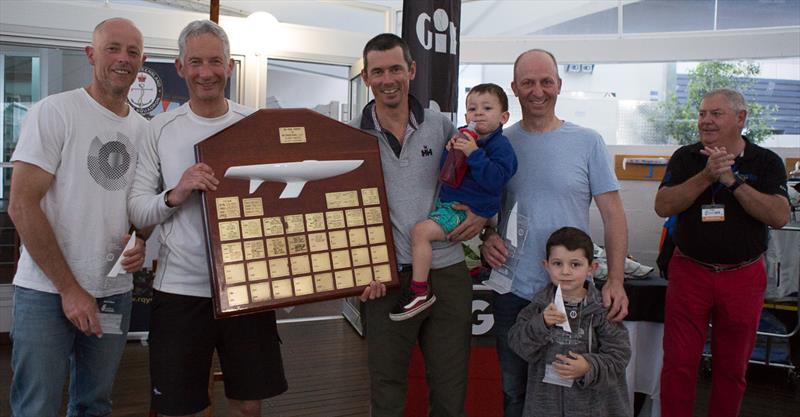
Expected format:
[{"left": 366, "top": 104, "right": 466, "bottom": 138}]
[{"left": 11, "top": 88, "right": 149, "bottom": 297}]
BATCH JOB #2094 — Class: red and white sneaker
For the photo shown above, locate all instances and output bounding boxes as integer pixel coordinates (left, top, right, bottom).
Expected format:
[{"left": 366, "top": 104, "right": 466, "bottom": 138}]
[{"left": 389, "top": 287, "right": 436, "bottom": 321}]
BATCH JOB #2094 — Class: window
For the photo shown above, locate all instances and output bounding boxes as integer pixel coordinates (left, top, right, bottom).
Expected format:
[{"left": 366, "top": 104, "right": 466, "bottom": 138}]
[{"left": 458, "top": 58, "right": 800, "bottom": 147}]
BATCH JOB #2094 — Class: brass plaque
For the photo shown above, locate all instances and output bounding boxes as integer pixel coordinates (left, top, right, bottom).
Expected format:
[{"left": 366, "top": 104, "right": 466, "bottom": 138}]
[
  {"left": 290, "top": 255, "right": 311, "bottom": 275},
  {"left": 266, "top": 237, "right": 288, "bottom": 257},
  {"left": 263, "top": 217, "right": 285, "bottom": 236},
  {"left": 348, "top": 228, "right": 368, "bottom": 247},
  {"left": 328, "top": 230, "right": 349, "bottom": 249},
  {"left": 367, "top": 226, "right": 386, "bottom": 244},
  {"left": 216, "top": 197, "right": 241, "bottom": 220},
  {"left": 308, "top": 232, "right": 329, "bottom": 252},
  {"left": 219, "top": 221, "right": 241, "bottom": 241},
  {"left": 240, "top": 218, "right": 263, "bottom": 239},
  {"left": 325, "top": 190, "right": 359, "bottom": 209},
  {"left": 305, "top": 212, "right": 326, "bottom": 232},
  {"left": 242, "top": 197, "right": 264, "bottom": 217},
  {"left": 284, "top": 214, "right": 306, "bottom": 234},
  {"left": 268, "top": 258, "right": 290, "bottom": 278},
  {"left": 250, "top": 282, "right": 271, "bottom": 302},
  {"left": 373, "top": 264, "right": 392, "bottom": 282},
  {"left": 345, "top": 208, "right": 365, "bottom": 227},
  {"left": 364, "top": 207, "right": 383, "bottom": 225},
  {"left": 243, "top": 239, "right": 265, "bottom": 260},
  {"left": 314, "top": 273, "right": 334, "bottom": 292},
  {"left": 293, "top": 275, "right": 314, "bottom": 296},
  {"left": 351, "top": 247, "right": 370, "bottom": 267},
  {"left": 334, "top": 269, "right": 355, "bottom": 289},
  {"left": 221, "top": 242, "right": 244, "bottom": 263},
  {"left": 354, "top": 267, "right": 373, "bottom": 286},
  {"left": 361, "top": 187, "right": 380, "bottom": 205},
  {"left": 279, "top": 126, "right": 307, "bottom": 144},
  {"left": 227, "top": 285, "right": 249, "bottom": 306},
  {"left": 370, "top": 245, "right": 389, "bottom": 264},
  {"left": 311, "top": 252, "right": 332, "bottom": 272},
  {"left": 287, "top": 235, "right": 308, "bottom": 255},
  {"left": 224, "top": 263, "right": 246, "bottom": 284},
  {"left": 331, "top": 249, "right": 351, "bottom": 269},
  {"left": 247, "top": 260, "right": 269, "bottom": 281},
  {"left": 325, "top": 211, "right": 346, "bottom": 229},
  {"left": 271, "top": 279, "right": 293, "bottom": 299}
]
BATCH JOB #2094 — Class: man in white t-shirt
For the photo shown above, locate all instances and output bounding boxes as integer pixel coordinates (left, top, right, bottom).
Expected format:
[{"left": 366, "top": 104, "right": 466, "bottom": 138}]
[
  {"left": 128, "top": 20, "right": 287, "bottom": 417},
  {"left": 8, "top": 17, "right": 147, "bottom": 417}
]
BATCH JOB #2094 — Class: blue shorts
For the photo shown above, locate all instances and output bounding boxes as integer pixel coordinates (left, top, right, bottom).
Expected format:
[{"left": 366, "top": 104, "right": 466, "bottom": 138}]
[{"left": 428, "top": 200, "right": 468, "bottom": 234}]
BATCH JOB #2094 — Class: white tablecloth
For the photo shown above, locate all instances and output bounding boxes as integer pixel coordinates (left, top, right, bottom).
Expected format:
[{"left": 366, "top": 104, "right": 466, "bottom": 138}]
[{"left": 624, "top": 321, "right": 664, "bottom": 417}]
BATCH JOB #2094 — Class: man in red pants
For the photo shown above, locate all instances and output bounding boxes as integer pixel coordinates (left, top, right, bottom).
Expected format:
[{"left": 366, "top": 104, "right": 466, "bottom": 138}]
[{"left": 655, "top": 88, "right": 790, "bottom": 417}]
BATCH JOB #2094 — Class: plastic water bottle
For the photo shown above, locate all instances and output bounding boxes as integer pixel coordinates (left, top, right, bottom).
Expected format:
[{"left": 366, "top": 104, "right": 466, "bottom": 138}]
[{"left": 440, "top": 121, "right": 478, "bottom": 188}]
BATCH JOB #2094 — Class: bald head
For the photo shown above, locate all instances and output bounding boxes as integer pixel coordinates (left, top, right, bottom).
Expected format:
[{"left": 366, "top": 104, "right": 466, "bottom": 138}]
[
  {"left": 513, "top": 49, "right": 559, "bottom": 82},
  {"left": 92, "top": 18, "right": 143, "bottom": 48}
]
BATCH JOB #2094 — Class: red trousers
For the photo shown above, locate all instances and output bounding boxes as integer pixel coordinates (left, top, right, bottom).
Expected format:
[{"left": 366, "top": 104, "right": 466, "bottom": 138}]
[{"left": 660, "top": 253, "right": 766, "bottom": 417}]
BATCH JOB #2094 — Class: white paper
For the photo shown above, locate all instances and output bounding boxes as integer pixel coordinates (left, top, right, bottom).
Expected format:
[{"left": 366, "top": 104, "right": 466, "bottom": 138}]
[
  {"left": 107, "top": 231, "right": 136, "bottom": 277},
  {"left": 543, "top": 363, "right": 574, "bottom": 387},
  {"left": 98, "top": 312, "right": 123, "bottom": 335},
  {"left": 554, "top": 285, "right": 572, "bottom": 333},
  {"left": 506, "top": 202, "right": 519, "bottom": 247}
]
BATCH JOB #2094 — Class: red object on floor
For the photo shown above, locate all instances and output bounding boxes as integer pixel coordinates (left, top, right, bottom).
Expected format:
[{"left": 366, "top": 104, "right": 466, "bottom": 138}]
[{"left": 404, "top": 345, "right": 503, "bottom": 417}]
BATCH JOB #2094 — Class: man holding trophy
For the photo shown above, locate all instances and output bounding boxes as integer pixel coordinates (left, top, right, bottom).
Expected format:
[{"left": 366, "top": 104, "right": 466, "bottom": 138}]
[{"left": 128, "top": 20, "right": 287, "bottom": 417}]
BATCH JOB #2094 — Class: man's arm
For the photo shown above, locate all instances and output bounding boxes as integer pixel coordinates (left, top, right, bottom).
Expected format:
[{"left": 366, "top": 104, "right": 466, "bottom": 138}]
[
  {"left": 655, "top": 149, "right": 734, "bottom": 217},
  {"left": 594, "top": 191, "right": 629, "bottom": 322},
  {"left": 8, "top": 162, "right": 102, "bottom": 336},
  {"left": 730, "top": 182, "right": 791, "bottom": 228}
]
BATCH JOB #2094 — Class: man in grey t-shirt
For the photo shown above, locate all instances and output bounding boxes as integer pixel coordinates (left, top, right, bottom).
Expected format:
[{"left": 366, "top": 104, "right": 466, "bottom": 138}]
[{"left": 480, "top": 49, "right": 629, "bottom": 417}]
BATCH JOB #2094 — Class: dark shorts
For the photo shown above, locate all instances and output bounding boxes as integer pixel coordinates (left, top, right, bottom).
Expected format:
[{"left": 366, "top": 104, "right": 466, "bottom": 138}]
[{"left": 149, "top": 290, "right": 287, "bottom": 415}]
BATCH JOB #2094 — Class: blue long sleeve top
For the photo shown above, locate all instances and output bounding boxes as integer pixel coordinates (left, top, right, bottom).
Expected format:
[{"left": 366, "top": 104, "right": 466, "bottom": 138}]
[{"left": 438, "top": 126, "right": 518, "bottom": 218}]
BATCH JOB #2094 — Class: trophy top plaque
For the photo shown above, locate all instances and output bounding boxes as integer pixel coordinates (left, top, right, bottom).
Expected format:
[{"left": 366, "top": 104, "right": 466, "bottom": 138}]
[{"left": 196, "top": 108, "right": 399, "bottom": 318}]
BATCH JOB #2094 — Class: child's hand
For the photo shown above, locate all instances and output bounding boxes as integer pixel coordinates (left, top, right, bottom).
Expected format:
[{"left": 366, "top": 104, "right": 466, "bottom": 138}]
[
  {"left": 452, "top": 136, "right": 478, "bottom": 156},
  {"left": 543, "top": 303, "right": 567, "bottom": 327},
  {"left": 553, "top": 351, "right": 590, "bottom": 380},
  {"left": 445, "top": 137, "right": 458, "bottom": 151}
]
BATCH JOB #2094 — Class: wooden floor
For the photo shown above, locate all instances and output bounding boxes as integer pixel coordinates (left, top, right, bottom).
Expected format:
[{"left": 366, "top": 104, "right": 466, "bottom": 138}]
[{"left": 1, "top": 317, "right": 799, "bottom": 417}]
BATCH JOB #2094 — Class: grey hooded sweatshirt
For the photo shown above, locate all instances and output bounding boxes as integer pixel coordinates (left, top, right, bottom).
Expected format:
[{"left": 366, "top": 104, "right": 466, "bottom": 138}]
[{"left": 508, "top": 283, "right": 631, "bottom": 417}]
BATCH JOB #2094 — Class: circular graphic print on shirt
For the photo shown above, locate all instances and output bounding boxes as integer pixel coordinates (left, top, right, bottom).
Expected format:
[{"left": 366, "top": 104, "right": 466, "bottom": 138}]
[{"left": 87, "top": 131, "right": 134, "bottom": 191}]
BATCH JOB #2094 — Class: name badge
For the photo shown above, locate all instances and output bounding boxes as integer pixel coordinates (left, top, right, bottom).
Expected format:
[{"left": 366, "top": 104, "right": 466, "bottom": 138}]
[{"left": 701, "top": 204, "right": 725, "bottom": 222}]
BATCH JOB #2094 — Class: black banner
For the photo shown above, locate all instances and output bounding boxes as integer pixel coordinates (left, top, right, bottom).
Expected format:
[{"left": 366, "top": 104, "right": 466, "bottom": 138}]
[{"left": 402, "top": 0, "right": 461, "bottom": 114}]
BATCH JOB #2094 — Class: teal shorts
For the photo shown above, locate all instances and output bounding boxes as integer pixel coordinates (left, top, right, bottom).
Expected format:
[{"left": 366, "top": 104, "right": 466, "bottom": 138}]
[{"left": 428, "top": 200, "right": 468, "bottom": 234}]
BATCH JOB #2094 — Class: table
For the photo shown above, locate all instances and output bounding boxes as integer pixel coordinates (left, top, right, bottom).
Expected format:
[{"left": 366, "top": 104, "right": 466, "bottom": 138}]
[{"left": 599, "top": 274, "right": 667, "bottom": 417}]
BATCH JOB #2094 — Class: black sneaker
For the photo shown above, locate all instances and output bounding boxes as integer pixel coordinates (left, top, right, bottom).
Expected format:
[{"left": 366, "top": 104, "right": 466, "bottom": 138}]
[{"left": 389, "top": 287, "right": 436, "bottom": 321}]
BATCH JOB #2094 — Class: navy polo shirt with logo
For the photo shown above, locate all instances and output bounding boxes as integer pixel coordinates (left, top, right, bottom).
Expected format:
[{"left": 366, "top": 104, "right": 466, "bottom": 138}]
[{"left": 660, "top": 137, "right": 789, "bottom": 264}]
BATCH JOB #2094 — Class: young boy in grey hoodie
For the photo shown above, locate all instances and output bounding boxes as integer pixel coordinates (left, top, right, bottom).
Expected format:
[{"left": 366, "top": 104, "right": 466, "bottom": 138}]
[{"left": 508, "top": 227, "right": 631, "bottom": 417}]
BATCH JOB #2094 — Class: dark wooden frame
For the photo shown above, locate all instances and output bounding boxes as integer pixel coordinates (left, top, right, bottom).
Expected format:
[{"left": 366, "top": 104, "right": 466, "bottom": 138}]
[{"left": 196, "top": 109, "right": 398, "bottom": 318}]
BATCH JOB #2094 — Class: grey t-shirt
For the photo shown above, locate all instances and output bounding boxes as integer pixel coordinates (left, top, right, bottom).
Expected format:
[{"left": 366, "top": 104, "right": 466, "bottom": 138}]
[{"left": 500, "top": 121, "right": 619, "bottom": 300}]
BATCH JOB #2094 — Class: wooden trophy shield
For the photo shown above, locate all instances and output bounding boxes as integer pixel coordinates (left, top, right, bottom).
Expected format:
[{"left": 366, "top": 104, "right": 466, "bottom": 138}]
[{"left": 195, "top": 109, "right": 398, "bottom": 318}]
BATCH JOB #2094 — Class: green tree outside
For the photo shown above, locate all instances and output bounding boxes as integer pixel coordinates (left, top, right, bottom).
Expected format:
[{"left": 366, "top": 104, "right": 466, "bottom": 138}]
[{"left": 643, "top": 61, "right": 776, "bottom": 145}]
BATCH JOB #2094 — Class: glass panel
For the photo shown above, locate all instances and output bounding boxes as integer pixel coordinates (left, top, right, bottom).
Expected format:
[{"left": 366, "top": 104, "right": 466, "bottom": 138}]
[
  {"left": 266, "top": 59, "right": 349, "bottom": 121},
  {"left": 458, "top": 58, "right": 800, "bottom": 147},
  {"left": 623, "top": 0, "right": 715, "bottom": 33},
  {"left": 717, "top": 0, "right": 800, "bottom": 29}
]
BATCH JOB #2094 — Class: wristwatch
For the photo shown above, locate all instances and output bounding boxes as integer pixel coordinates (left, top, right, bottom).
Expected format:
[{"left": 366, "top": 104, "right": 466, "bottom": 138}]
[
  {"left": 480, "top": 226, "right": 495, "bottom": 241},
  {"left": 728, "top": 174, "right": 746, "bottom": 193},
  {"left": 164, "top": 190, "right": 175, "bottom": 208}
]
